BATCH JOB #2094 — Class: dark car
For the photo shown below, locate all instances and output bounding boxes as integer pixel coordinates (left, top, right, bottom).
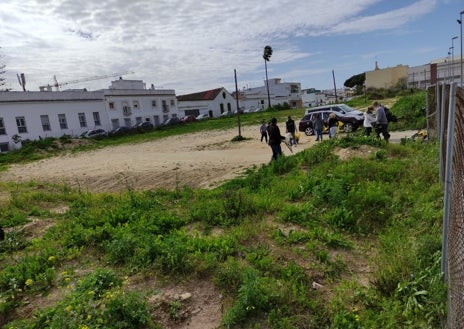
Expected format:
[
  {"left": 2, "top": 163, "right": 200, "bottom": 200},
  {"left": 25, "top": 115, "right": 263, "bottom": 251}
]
[
  {"left": 110, "top": 126, "right": 133, "bottom": 136},
  {"left": 161, "top": 117, "right": 182, "bottom": 127},
  {"left": 180, "top": 115, "right": 197, "bottom": 123},
  {"left": 298, "top": 110, "right": 363, "bottom": 136},
  {"left": 132, "top": 121, "right": 154, "bottom": 132}
]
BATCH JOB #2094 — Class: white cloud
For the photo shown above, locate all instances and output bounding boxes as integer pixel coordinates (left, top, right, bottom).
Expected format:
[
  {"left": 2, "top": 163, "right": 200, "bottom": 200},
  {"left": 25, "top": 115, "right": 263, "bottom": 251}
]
[{"left": 1, "top": 0, "right": 439, "bottom": 93}]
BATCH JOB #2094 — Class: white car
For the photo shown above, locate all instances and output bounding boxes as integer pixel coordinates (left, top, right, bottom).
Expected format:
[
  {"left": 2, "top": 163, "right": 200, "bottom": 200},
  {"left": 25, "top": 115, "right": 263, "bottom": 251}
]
[
  {"left": 196, "top": 113, "right": 210, "bottom": 120},
  {"left": 80, "top": 128, "right": 107, "bottom": 138}
]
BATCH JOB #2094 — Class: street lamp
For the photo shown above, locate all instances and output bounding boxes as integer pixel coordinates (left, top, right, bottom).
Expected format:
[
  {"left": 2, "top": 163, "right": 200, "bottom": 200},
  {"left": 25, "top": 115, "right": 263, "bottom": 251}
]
[
  {"left": 448, "top": 49, "right": 452, "bottom": 83},
  {"left": 458, "top": 11, "right": 464, "bottom": 87},
  {"left": 452, "top": 36, "right": 458, "bottom": 82}
]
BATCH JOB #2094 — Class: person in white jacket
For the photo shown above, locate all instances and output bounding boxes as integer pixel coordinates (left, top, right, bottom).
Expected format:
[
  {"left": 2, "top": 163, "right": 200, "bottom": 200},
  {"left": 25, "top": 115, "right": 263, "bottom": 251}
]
[{"left": 363, "top": 106, "right": 376, "bottom": 136}]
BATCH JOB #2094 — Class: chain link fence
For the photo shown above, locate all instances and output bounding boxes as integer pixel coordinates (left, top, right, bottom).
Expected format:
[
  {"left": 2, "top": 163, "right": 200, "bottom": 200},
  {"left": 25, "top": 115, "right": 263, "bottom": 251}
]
[{"left": 428, "top": 83, "right": 464, "bottom": 328}]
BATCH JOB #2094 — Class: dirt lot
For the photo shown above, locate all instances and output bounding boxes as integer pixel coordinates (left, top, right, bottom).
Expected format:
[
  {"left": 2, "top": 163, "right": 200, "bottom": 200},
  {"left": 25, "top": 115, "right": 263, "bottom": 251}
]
[
  {"left": 0, "top": 125, "right": 313, "bottom": 192},
  {"left": 0, "top": 126, "right": 416, "bottom": 193}
]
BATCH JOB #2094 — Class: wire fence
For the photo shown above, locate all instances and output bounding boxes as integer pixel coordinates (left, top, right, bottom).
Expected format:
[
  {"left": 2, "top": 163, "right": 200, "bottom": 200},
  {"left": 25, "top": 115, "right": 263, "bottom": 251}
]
[{"left": 429, "top": 82, "right": 464, "bottom": 328}]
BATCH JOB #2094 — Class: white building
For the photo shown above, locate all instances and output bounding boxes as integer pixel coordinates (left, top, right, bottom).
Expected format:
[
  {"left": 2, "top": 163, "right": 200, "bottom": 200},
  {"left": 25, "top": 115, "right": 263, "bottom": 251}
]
[
  {"left": 104, "top": 79, "right": 178, "bottom": 128},
  {"left": 0, "top": 79, "right": 179, "bottom": 151},
  {"left": 177, "top": 87, "right": 237, "bottom": 118},
  {"left": 238, "top": 78, "right": 302, "bottom": 109}
]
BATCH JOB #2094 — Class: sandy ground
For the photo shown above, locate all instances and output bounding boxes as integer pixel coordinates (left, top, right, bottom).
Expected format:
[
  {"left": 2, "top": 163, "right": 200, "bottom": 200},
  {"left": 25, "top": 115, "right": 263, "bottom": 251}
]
[
  {"left": 0, "top": 126, "right": 416, "bottom": 193},
  {"left": 0, "top": 125, "right": 312, "bottom": 192}
]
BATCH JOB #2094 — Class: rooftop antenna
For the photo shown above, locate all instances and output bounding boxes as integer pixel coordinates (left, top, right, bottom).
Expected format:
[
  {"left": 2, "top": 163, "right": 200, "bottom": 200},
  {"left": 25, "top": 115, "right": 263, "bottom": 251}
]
[{"left": 17, "top": 73, "right": 26, "bottom": 91}]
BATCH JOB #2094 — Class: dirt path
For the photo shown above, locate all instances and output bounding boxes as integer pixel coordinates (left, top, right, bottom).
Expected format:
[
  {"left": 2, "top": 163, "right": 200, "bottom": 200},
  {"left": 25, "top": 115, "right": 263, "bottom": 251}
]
[
  {"left": 0, "top": 126, "right": 417, "bottom": 193},
  {"left": 0, "top": 125, "right": 313, "bottom": 192}
]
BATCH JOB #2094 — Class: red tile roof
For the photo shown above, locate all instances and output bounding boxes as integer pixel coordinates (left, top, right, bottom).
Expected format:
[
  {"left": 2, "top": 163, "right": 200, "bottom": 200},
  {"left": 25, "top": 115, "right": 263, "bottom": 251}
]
[{"left": 177, "top": 88, "right": 224, "bottom": 101}]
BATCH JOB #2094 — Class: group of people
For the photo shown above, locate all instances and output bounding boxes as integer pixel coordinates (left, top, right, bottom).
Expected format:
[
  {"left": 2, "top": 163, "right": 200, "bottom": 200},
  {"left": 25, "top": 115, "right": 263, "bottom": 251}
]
[
  {"left": 363, "top": 101, "right": 390, "bottom": 142},
  {"left": 260, "top": 116, "right": 298, "bottom": 161},
  {"left": 259, "top": 100, "right": 390, "bottom": 162}
]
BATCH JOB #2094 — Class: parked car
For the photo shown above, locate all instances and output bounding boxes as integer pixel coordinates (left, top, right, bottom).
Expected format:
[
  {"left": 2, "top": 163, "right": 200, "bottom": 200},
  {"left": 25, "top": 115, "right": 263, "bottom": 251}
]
[
  {"left": 109, "top": 126, "right": 133, "bottom": 136},
  {"left": 196, "top": 113, "right": 210, "bottom": 120},
  {"left": 132, "top": 121, "right": 154, "bottom": 132},
  {"left": 80, "top": 128, "right": 107, "bottom": 139},
  {"left": 180, "top": 115, "right": 197, "bottom": 123},
  {"left": 221, "top": 111, "right": 233, "bottom": 117},
  {"left": 305, "top": 104, "right": 364, "bottom": 118},
  {"left": 298, "top": 110, "right": 363, "bottom": 136},
  {"left": 161, "top": 117, "right": 182, "bottom": 127}
]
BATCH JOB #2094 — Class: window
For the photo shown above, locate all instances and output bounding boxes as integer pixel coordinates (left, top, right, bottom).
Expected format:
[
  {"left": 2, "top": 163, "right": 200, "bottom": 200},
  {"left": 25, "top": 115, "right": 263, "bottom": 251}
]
[
  {"left": 78, "top": 113, "right": 87, "bottom": 127},
  {"left": 0, "top": 143, "right": 9, "bottom": 153},
  {"left": 0, "top": 117, "right": 6, "bottom": 135},
  {"left": 220, "top": 104, "right": 224, "bottom": 112},
  {"left": 133, "top": 101, "right": 139, "bottom": 109},
  {"left": 170, "top": 99, "right": 175, "bottom": 106},
  {"left": 135, "top": 117, "right": 142, "bottom": 124},
  {"left": 162, "top": 100, "right": 169, "bottom": 113},
  {"left": 152, "top": 100, "right": 157, "bottom": 107},
  {"left": 58, "top": 114, "right": 68, "bottom": 129},
  {"left": 16, "top": 116, "right": 27, "bottom": 133},
  {"left": 124, "top": 118, "right": 131, "bottom": 127},
  {"left": 227, "top": 103, "right": 231, "bottom": 111},
  {"left": 123, "top": 106, "right": 132, "bottom": 116},
  {"left": 111, "top": 118, "right": 119, "bottom": 129},
  {"left": 109, "top": 102, "right": 115, "bottom": 110},
  {"left": 40, "top": 115, "right": 51, "bottom": 131},
  {"left": 93, "top": 112, "right": 101, "bottom": 126}
]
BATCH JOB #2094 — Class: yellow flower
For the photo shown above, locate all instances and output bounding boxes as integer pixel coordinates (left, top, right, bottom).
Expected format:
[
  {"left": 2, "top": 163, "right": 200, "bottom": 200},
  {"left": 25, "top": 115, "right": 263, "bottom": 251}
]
[
  {"left": 48, "top": 256, "right": 56, "bottom": 262},
  {"left": 65, "top": 305, "right": 72, "bottom": 312},
  {"left": 25, "top": 279, "right": 33, "bottom": 286},
  {"left": 79, "top": 325, "right": 89, "bottom": 329},
  {"left": 87, "top": 314, "right": 92, "bottom": 320}
]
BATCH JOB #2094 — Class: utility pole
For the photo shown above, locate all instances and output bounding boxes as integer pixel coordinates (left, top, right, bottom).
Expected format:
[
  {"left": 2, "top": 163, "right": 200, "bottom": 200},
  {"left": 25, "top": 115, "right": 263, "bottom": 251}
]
[
  {"left": 234, "top": 69, "right": 242, "bottom": 138},
  {"left": 332, "top": 70, "right": 338, "bottom": 103}
]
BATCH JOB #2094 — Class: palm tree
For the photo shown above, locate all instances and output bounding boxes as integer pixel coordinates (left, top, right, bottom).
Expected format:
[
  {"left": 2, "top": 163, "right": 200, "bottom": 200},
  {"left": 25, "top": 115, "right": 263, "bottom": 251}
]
[{"left": 263, "top": 45, "right": 273, "bottom": 109}]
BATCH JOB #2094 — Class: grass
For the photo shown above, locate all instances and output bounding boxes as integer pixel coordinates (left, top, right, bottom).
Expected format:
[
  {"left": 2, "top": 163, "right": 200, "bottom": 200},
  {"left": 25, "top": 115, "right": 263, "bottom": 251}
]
[{"left": 0, "top": 94, "right": 446, "bottom": 328}]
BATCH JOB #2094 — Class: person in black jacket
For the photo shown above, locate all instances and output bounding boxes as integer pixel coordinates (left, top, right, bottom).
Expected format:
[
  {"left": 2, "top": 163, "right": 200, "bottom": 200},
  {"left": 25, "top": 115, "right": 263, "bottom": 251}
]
[
  {"left": 285, "top": 116, "right": 297, "bottom": 145},
  {"left": 268, "top": 117, "right": 285, "bottom": 161}
]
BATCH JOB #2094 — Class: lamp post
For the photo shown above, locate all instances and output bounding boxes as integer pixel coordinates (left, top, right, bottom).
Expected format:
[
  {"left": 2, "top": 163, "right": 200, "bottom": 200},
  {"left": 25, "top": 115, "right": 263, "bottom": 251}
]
[
  {"left": 452, "top": 36, "right": 458, "bottom": 82},
  {"left": 458, "top": 11, "right": 464, "bottom": 87},
  {"left": 449, "top": 48, "right": 453, "bottom": 83}
]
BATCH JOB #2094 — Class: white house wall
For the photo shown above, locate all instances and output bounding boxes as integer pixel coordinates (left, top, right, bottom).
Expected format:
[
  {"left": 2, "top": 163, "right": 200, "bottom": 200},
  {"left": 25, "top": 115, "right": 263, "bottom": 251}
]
[
  {"left": 177, "top": 88, "right": 237, "bottom": 118},
  {"left": 0, "top": 91, "right": 107, "bottom": 151},
  {"left": 103, "top": 89, "right": 179, "bottom": 128},
  {"left": 0, "top": 83, "right": 180, "bottom": 151}
]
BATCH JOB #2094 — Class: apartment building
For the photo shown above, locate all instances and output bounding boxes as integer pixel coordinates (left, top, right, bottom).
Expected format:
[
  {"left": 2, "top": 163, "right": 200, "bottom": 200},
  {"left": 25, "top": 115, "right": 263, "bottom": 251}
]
[{"left": 0, "top": 79, "right": 179, "bottom": 151}]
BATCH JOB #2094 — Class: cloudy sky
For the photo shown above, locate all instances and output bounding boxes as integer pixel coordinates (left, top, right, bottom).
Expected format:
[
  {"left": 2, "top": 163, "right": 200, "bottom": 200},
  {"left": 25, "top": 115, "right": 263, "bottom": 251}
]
[{"left": 1, "top": 0, "right": 462, "bottom": 94}]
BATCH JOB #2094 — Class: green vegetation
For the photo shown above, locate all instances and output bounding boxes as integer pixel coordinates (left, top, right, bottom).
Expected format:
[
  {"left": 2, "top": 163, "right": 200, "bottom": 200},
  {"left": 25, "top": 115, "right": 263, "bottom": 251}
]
[{"left": 0, "top": 94, "right": 445, "bottom": 328}]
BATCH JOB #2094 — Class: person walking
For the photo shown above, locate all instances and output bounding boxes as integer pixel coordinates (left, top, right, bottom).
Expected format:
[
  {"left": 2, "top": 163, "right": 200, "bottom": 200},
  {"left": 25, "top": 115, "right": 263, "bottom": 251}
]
[
  {"left": 259, "top": 121, "right": 268, "bottom": 143},
  {"left": 328, "top": 113, "right": 338, "bottom": 139},
  {"left": 363, "top": 106, "right": 376, "bottom": 136},
  {"left": 314, "top": 113, "right": 323, "bottom": 141},
  {"left": 373, "top": 101, "right": 390, "bottom": 142},
  {"left": 286, "top": 116, "right": 297, "bottom": 146},
  {"left": 268, "top": 117, "right": 285, "bottom": 161}
]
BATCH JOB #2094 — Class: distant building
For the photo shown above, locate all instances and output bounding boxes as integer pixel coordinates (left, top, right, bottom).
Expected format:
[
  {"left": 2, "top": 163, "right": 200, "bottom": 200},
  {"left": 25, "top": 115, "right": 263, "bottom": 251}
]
[
  {"left": 365, "top": 62, "right": 408, "bottom": 89},
  {"left": 177, "top": 87, "right": 237, "bottom": 118},
  {"left": 0, "top": 79, "right": 179, "bottom": 151},
  {"left": 238, "top": 78, "right": 302, "bottom": 109},
  {"left": 407, "top": 56, "right": 463, "bottom": 89}
]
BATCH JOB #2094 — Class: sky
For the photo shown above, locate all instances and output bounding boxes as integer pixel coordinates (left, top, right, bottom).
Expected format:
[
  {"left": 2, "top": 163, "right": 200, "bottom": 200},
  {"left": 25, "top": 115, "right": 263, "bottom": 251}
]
[{"left": 1, "top": 0, "right": 463, "bottom": 95}]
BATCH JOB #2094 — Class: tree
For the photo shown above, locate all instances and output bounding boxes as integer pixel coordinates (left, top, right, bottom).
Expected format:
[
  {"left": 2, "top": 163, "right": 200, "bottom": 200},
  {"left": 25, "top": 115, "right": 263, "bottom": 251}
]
[
  {"left": 263, "top": 45, "right": 273, "bottom": 109},
  {"left": 344, "top": 73, "right": 365, "bottom": 88}
]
